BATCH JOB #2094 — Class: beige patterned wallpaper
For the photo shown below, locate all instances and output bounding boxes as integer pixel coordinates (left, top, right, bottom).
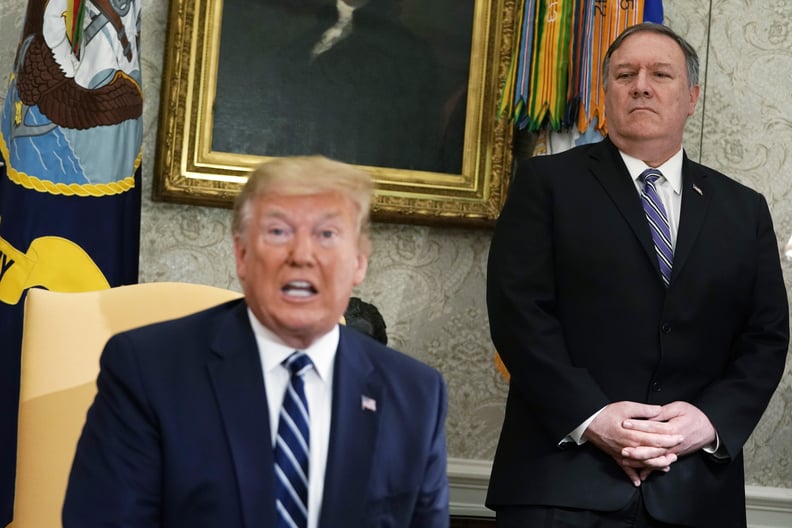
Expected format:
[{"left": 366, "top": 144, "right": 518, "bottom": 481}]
[{"left": 0, "top": 0, "right": 789, "bottom": 488}]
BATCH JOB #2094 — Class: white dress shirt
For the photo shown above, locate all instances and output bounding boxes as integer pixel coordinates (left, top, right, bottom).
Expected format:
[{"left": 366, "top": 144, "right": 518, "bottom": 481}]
[
  {"left": 621, "top": 148, "right": 684, "bottom": 249},
  {"left": 248, "top": 309, "right": 336, "bottom": 528}
]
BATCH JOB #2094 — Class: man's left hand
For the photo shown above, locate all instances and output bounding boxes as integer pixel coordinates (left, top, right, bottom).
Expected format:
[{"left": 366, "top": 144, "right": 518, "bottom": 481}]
[{"left": 621, "top": 401, "right": 717, "bottom": 460}]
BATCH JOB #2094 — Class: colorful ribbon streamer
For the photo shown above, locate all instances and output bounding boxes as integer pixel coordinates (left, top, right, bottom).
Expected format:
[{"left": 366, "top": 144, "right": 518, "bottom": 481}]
[{"left": 499, "top": 1, "right": 663, "bottom": 135}]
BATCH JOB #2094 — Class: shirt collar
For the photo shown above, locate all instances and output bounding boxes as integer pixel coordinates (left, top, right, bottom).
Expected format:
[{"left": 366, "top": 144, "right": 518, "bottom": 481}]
[
  {"left": 247, "top": 308, "right": 338, "bottom": 383},
  {"left": 620, "top": 147, "right": 684, "bottom": 195}
]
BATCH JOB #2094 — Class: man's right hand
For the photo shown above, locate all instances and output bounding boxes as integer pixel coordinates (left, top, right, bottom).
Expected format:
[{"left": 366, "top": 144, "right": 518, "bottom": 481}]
[{"left": 583, "top": 401, "right": 683, "bottom": 486}]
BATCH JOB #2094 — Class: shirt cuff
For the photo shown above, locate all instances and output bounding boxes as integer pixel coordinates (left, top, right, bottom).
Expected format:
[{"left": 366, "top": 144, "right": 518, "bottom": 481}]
[
  {"left": 702, "top": 431, "right": 729, "bottom": 459},
  {"left": 559, "top": 407, "right": 606, "bottom": 446}
]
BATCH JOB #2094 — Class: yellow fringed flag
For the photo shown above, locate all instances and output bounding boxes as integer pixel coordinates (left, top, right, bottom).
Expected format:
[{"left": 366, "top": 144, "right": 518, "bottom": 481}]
[{"left": 0, "top": 1, "right": 143, "bottom": 522}]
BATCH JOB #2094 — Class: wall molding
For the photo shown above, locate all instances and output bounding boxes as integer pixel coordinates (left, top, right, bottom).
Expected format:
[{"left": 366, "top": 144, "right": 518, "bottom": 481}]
[
  {"left": 448, "top": 458, "right": 494, "bottom": 518},
  {"left": 448, "top": 458, "right": 792, "bottom": 527}
]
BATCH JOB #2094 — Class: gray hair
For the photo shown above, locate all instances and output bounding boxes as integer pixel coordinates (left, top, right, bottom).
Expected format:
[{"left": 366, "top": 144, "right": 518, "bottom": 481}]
[{"left": 602, "top": 23, "right": 699, "bottom": 90}]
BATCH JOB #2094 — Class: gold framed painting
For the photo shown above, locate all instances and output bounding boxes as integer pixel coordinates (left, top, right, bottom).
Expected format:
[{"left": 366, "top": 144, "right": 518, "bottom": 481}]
[{"left": 153, "top": 0, "right": 518, "bottom": 227}]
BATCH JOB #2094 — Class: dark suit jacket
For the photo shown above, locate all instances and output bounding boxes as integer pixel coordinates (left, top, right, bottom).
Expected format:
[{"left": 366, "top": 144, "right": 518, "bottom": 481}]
[
  {"left": 486, "top": 138, "right": 789, "bottom": 527},
  {"left": 63, "top": 299, "right": 449, "bottom": 527}
]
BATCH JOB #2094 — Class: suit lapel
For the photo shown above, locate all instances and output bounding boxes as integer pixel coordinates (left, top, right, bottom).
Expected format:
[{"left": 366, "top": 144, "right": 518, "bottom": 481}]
[
  {"left": 319, "top": 328, "right": 382, "bottom": 526},
  {"left": 672, "top": 159, "right": 711, "bottom": 280},
  {"left": 207, "top": 303, "right": 275, "bottom": 528},
  {"left": 589, "top": 138, "right": 659, "bottom": 273}
]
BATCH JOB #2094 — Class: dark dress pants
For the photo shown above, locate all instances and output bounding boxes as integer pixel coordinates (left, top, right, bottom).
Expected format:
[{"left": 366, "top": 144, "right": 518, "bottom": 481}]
[{"left": 495, "top": 490, "right": 689, "bottom": 528}]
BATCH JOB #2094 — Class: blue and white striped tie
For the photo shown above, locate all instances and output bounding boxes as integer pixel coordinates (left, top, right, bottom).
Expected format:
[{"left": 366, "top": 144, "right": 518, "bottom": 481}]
[
  {"left": 274, "top": 351, "right": 313, "bottom": 528},
  {"left": 640, "top": 169, "right": 674, "bottom": 287}
]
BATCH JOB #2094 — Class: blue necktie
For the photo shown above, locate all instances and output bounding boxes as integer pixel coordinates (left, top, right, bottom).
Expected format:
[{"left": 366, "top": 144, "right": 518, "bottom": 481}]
[
  {"left": 639, "top": 169, "right": 674, "bottom": 287},
  {"left": 274, "top": 351, "right": 313, "bottom": 528}
]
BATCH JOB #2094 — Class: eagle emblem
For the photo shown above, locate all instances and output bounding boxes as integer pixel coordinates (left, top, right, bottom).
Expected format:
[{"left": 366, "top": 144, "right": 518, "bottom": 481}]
[{"left": 1, "top": 0, "right": 143, "bottom": 191}]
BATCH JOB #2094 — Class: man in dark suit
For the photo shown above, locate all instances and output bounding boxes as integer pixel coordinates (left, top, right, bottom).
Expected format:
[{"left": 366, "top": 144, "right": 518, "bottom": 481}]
[
  {"left": 63, "top": 156, "right": 449, "bottom": 527},
  {"left": 486, "top": 23, "right": 788, "bottom": 527}
]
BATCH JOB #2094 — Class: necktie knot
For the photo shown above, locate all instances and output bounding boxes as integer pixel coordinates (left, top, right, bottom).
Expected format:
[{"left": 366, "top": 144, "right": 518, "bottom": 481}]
[
  {"left": 284, "top": 351, "right": 313, "bottom": 378},
  {"left": 640, "top": 168, "right": 663, "bottom": 186}
]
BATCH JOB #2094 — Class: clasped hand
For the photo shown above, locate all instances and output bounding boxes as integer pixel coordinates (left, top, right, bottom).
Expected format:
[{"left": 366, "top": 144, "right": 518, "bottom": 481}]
[{"left": 583, "top": 401, "right": 716, "bottom": 487}]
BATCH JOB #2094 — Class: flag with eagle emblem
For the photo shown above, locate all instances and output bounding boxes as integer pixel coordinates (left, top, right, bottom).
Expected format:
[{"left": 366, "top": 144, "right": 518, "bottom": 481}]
[{"left": 0, "top": 1, "right": 142, "bottom": 523}]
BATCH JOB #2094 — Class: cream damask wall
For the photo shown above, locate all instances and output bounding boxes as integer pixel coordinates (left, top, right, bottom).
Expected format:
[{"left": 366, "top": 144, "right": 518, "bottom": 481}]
[{"left": 0, "top": 0, "right": 789, "bottom": 490}]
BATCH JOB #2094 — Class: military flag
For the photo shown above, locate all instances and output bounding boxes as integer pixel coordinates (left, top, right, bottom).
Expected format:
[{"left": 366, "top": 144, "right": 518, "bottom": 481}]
[{"left": 0, "top": 1, "right": 143, "bottom": 523}]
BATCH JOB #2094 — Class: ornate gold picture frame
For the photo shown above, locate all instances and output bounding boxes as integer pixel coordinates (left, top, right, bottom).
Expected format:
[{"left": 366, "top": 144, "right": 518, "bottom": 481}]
[{"left": 153, "top": 0, "right": 518, "bottom": 227}]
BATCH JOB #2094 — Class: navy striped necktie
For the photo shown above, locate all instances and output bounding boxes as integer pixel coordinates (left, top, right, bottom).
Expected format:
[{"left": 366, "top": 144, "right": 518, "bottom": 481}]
[
  {"left": 274, "top": 351, "right": 313, "bottom": 528},
  {"left": 639, "top": 169, "right": 674, "bottom": 287}
]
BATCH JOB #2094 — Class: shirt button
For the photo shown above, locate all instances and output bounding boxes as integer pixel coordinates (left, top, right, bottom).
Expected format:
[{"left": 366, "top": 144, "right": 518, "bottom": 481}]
[
  {"left": 661, "top": 322, "right": 672, "bottom": 334},
  {"left": 651, "top": 381, "right": 662, "bottom": 392}
]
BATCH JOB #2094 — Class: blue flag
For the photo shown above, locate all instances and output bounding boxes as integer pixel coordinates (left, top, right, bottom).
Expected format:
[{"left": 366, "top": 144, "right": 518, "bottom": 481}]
[
  {"left": 0, "top": 1, "right": 142, "bottom": 523},
  {"left": 644, "top": 0, "right": 664, "bottom": 23}
]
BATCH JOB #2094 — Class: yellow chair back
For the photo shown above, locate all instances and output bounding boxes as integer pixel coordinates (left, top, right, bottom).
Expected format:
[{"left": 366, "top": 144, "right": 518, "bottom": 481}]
[{"left": 9, "top": 282, "right": 242, "bottom": 528}]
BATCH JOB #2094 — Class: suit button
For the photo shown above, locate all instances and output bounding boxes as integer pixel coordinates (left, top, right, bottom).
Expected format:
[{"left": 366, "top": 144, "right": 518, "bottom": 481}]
[
  {"left": 661, "top": 322, "right": 672, "bottom": 334},
  {"left": 651, "top": 382, "right": 661, "bottom": 392}
]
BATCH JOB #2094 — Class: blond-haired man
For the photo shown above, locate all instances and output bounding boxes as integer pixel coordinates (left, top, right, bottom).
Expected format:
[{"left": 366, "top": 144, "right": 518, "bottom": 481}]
[{"left": 64, "top": 156, "right": 449, "bottom": 527}]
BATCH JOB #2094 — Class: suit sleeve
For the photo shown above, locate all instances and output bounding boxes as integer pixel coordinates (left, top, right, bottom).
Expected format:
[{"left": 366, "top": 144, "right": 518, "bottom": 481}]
[
  {"left": 62, "top": 333, "right": 162, "bottom": 527},
  {"left": 410, "top": 368, "right": 449, "bottom": 528},
  {"left": 487, "top": 158, "right": 611, "bottom": 440},
  {"left": 694, "top": 192, "right": 789, "bottom": 459}
]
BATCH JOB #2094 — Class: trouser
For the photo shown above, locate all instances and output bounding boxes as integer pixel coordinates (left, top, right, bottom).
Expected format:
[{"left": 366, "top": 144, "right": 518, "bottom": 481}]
[{"left": 495, "top": 491, "right": 688, "bottom": 528}]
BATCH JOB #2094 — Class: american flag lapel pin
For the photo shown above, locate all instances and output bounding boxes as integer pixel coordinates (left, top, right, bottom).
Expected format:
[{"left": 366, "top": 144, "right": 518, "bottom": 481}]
[
  {"left": 361, "top": 395, "right": 377, "bottom": 412},
  {"left": 692, "top": 183, "right": 703, "bottom": 196}
]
